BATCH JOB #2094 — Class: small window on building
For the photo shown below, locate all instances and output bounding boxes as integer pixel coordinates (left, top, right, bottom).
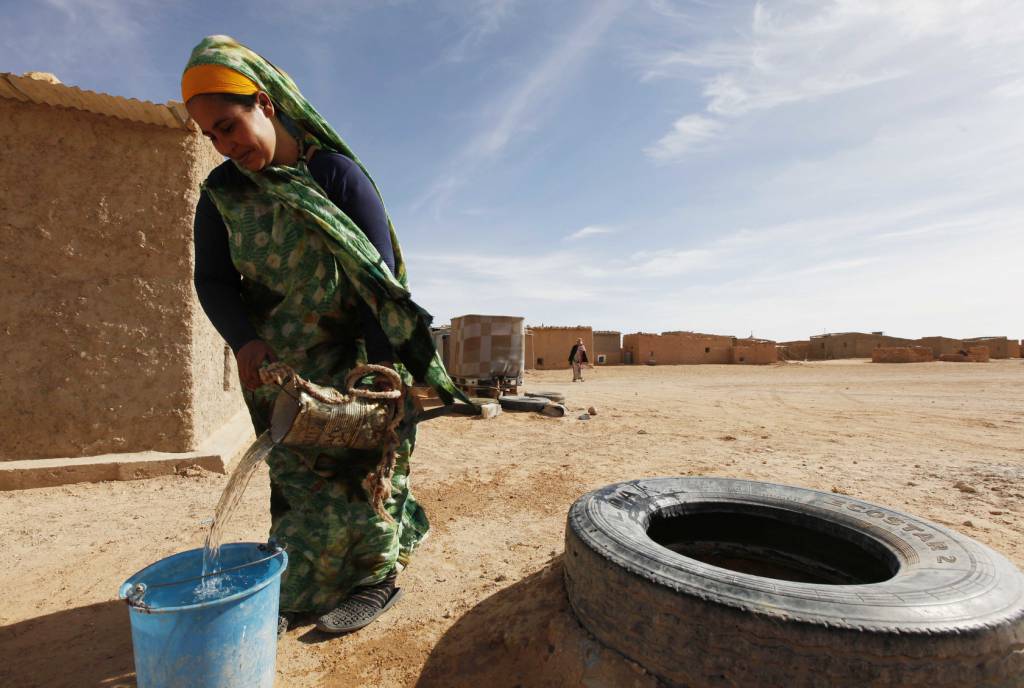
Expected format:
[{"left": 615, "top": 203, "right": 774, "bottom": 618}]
[
  {"left": 843, "top": 342, "right": 847, "bottom": 348},
  {"left": 705, "top": 347, "right": 711, "bottom": 353},
  {"left": 596, "top": 354, "right": 607, "bottom": 364},
  {"left": 537, "top": 357, "right": 544, "bottom": 366}
]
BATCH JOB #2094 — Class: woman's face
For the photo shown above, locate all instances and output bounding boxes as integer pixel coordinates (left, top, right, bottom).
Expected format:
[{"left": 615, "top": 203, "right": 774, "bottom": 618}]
[{"left": 186, "top": 92, "right": 278, "bottom": 171}]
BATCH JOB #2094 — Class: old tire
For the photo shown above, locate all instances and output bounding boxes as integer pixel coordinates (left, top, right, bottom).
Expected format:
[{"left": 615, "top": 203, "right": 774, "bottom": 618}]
[
  {"left": 564, "top": 477, "right": 1024, "bottom": 687},
  {"left": 498, "top": 395, "right": 549, "bottom": 412},
  {"left": 526, "top": 391, "right": 567, "bottom": 403}
]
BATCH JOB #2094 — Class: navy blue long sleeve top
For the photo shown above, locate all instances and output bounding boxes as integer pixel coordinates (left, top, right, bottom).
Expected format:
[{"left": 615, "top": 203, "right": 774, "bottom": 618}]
[{"left": 193, "top": 151, "right": 396, "bottom": 361}]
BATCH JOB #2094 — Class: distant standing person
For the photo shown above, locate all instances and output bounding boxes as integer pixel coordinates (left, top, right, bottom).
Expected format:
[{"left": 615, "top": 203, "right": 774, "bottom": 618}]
[{"left": 569, "top": 338, "right": 589, "bottom": 382}]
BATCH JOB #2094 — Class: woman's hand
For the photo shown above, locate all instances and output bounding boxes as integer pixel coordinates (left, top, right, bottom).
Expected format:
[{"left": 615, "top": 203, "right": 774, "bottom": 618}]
[{"left": 236, "top": 339, "right": 277, "bottom": 390}]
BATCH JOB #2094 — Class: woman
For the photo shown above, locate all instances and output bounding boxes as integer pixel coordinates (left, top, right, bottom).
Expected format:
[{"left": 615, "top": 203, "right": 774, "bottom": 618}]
[
  {"left": 568, "top": 338, "right": 588, "bottom": 382},
  {"left": 183, "top": 35, "right": 464, "bottom": 636}
]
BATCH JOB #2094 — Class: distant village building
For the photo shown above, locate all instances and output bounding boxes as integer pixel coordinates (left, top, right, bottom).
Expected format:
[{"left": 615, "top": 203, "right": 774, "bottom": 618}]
[
  {"left": 620, "top": 331, "right": 777, "bottom": 365},
  {"left": 623, "top": 331, "right": 734, "bottom": 365},
  {"left": 778, "top": 340, "right": 811, "bottom": 361},
  {"left": 963, "top": 336, "right": 1010, "bottom": 359},
  {"left": 786, "top": 334, "right": 1019, "bottom": 361},
  {"left": 528, "top": 326, "right": 593, "bottom": 370},
  {"left": 1, "top": 72, "right": 245, "bottom": 470},
  {"left": 593, "top": 330, "right": 622, "bottom": 365},
  {"left": 730, "top": 339, "right": 779, "bottom": 365},
  {"left": 872, "top": 347, "right": 935, "bottom": 363},
  {"left": 808, "top": 332, "right": 914, "bottom": 360},
  {"left": 916, "top": 336, "right": 965, "bottom": 358}
]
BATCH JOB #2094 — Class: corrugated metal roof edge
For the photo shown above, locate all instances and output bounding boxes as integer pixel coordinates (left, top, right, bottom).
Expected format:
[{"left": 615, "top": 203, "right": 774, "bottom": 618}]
[{"left": 1, "top": 72, "right": 194, "bottom": 131}]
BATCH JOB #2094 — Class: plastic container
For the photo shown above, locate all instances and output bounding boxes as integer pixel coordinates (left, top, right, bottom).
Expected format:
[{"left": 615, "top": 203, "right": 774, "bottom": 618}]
[{"left": 118, "top": 542, "right": 287, "bottom": 688}]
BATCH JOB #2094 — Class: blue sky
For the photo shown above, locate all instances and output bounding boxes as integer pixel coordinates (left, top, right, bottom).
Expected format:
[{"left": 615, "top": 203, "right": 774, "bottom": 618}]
[{"left": 4, "top": 0, "right": 1022, "bottom": 341}]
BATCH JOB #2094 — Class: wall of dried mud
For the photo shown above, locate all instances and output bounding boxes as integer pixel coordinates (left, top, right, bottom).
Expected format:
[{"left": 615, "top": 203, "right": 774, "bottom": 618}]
[
  {"left": 872, "top": 347, "right": 935, "bottom": 363},
  {"left": 530, "top": 327, "right": 594, "bottom": 370},
  {"left": 593, "top": 331, "right": 622, "bottom": 365},
  {"left": 731, "top": 339, "right": 778, "bottom": 364},
  {"left": 622, "top": 332, "right": 734, "bottom": 365},
  {"left": 0, "top": 99, "right": 242, "bottom": 460}
]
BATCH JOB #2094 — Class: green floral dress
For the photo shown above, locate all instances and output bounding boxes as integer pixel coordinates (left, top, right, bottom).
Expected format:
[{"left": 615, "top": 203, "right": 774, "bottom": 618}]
[{"left": 188, "top": 35, "right": 465, "bottom": 613}]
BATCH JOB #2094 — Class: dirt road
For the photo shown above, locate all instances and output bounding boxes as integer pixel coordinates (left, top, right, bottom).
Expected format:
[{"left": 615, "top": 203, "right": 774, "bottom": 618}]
[{"left": 2, "top": 360, "right": 1021, "bottom": 687}]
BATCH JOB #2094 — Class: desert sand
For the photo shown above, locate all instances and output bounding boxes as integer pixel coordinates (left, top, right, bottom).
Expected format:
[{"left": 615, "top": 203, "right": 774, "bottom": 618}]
[{"left": 2, "top": 359, "right": 1022, "bottom": 687}]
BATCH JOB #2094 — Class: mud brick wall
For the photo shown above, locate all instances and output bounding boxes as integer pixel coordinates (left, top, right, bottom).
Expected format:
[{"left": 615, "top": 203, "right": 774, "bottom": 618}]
[
  {"left": 964, "top": 337, "right": 1008, "bottom": 359},
  {"left": 872, "top": 347, "right": 935, "bottom": 363},
  {"left": 622, "top": 332, "right": 734, "bottom": 365},
  {"left": 0, "top": 97, "right": 241, "bottom": 460},
  {"left": 593, "top": 331, "right": 622, "bottom": 365},
  {"left": 778, "top": 340, "right": 810, "bottom": 360},
  {"left": 731, "top": 340, "right": 778, "bottom": 364},
  {"left": 915, "top": 337, "right": 965, "bottom": 358},
  {"left": 939, "top": 346, "right": 990, "bottom": 362},
  {"left": 531, "top": 327, "right": 593, "bottom": 370}
]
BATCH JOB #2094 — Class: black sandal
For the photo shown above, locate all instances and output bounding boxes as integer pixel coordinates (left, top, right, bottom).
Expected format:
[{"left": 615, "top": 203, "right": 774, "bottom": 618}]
[{"left": 316, "top": 587, "right": 404, "bottom": 634}]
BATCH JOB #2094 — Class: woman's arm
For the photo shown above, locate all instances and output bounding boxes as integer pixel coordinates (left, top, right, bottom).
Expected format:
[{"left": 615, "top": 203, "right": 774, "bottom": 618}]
[
  {"left": 194, "top": 191, "right": 272, "bottom": 388},
  {"left": 308, "top": 153, "right": 397, "bottom": 363},
  {"left": 308, "top": 152, "right": 396, "bottom": 273}
]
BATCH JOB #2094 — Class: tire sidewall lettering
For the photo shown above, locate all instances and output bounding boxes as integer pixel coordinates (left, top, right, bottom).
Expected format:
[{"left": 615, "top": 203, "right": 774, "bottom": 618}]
[{"left": 818, "top": 495, "right": 956, "bottom": 562}]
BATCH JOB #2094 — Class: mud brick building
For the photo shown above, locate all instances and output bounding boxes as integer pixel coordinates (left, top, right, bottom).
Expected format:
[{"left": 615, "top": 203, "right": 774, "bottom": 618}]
[
  {"left": 1, "top": 72, "right": 245, "bottom": 465},
  {"left": 808, "top": 332, "right": 914, "bottom": 360},
  {"left": 915, "top": 337, "right": 965, "bottom": 358},
  {"left": 528, "top": 326, "right": 593, "bottom": 370},
  {"left": 963, "top": 337, "right": 1010, "bottom": 359},
  {"left": 730, "top": 339, "right": 779, "bottom": 364},
  {"left": 622, "top": 331, "right": 734, "bottom": 365},
  {"left": 593, "top": 331, "right": 622, "bottom": 365}
]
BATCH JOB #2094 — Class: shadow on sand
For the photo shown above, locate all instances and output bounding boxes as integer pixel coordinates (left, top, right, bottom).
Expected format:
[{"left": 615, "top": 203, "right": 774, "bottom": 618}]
[
  {"left": 415, "top": 558, "right": 662, "bottom": 688},
  {"left": 0, "top": 599, "right": 136, "bottom": 688}
]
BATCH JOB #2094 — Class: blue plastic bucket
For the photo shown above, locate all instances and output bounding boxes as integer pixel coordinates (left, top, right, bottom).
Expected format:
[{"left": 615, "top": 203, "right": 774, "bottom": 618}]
[{"left": 118, "top": 542, "right": 288, "bottom": 688}]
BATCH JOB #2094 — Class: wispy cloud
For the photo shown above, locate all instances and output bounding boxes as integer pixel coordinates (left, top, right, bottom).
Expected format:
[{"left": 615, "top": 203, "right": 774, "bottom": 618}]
[
  {"left": 644, "top": 114, "right": 723, "bottom": 161},
  {"left": 413, "top": 0, "right": 631, "bottom": 218},
  {"left": 442, "top": 0, "right": 518, "bottom": 63},
  {"left": 42, "top": 0, "right": 146, "bottom": 42},
  {"left": 625, "top": 248, "right": 714, "bottom": 277},
  {"left": 642, "top": 0, "right": 1024, "bottom": 155},
  {"left": 469, "top": 0, "right": 630, "bottom": 159},
  {"left": 565, "top": 225, "right": 616, "bottom": 240},
  {"left": 1, "top": 0, "right": 152, "bottom": 95},
  {"left": 990, "top": 78, "right": 1024, "bottom": 99}
]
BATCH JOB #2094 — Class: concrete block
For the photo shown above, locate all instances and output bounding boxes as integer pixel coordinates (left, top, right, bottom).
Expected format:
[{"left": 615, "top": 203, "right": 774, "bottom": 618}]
[{"left": 479, "top": 402, "right": 502, "bottom": 419}]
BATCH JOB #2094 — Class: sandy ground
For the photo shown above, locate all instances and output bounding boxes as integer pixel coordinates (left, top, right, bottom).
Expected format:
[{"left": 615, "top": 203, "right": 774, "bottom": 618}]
[{"left": 2, "top": 360, "right": 1022, "bottom": 687}]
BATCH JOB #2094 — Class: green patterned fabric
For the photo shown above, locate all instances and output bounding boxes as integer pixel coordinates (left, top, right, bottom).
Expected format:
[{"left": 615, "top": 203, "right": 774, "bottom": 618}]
[{"left": 186, "top": 35, "right": 464, "bottom": 612}]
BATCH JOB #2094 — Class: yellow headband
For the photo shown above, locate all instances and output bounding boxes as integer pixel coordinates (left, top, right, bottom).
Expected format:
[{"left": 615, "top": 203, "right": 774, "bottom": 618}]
[{"left": 181, "top": 63, "right": 259, "bottom": 103}]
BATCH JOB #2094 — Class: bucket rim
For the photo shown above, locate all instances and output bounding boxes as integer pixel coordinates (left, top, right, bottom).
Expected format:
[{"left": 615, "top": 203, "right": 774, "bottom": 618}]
[{"left": 118, "top": 542, "right": 287, "bottom": 614}]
